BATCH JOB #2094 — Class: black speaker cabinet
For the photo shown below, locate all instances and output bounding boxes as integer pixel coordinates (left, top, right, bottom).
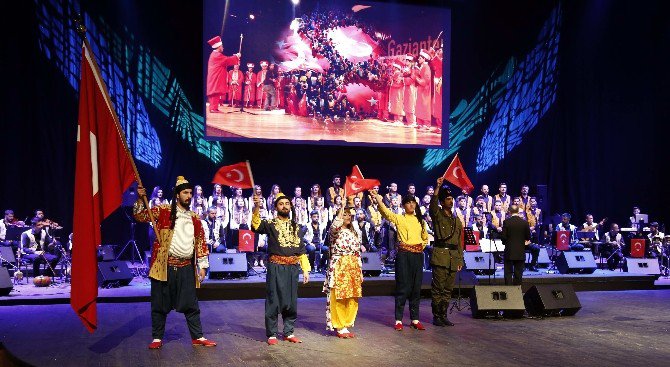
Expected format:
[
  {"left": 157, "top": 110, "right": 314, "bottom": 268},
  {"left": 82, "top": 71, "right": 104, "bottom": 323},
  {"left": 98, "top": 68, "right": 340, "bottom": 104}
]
[
  {"left": 0, "top": 267, "right": 13, "bottom": 296},
  {"left": 0, "top": 247, "right": 16, "bottom": 264},
  {"left": 209, "top": 253, "right": 247, "bottom": 279},
  {"left": 524, "top": 284, "right": 581, "bottom": 316},
  {"left": 624, "top": 258, "right": 661, "bottom": 275},
  {"left": 361, "top": 253, "right": 382, "bottom": 276},
  {"left": 556, "top": 251, "right": 596, "bottom": 274},
  {"left": 470, "top": 285, "right": 525, "bottom": 318},
  {"left": 464, "top": 252, "right": 496, "bottom": 275},
  {"left": 97, "top": 261, "right": 133, "bottom": 287}
]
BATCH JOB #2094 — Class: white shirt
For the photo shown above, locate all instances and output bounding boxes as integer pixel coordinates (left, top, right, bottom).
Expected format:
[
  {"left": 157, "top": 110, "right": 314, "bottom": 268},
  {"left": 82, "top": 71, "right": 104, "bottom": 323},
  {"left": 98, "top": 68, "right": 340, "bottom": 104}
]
[{"left": 169, "top": 207, "right": 209, "bottom": 269}]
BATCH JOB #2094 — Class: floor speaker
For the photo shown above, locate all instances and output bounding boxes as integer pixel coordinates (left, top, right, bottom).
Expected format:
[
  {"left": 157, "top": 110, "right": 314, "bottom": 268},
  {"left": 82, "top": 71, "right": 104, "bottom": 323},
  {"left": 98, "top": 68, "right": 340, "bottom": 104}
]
[
  {"left": 470, "top": 285, "right": 525, "bottom": 318},
  {"left": 523, "top": 284, "right": 581, "bottom": 316},
  {"left": 556, "top": 251, "right": 597, "bottom": 274},
  {"left": 97, "top": 261, "right": 133, "bottom": 287},
  {"left": 0, "top": 247, "right": 16, "bottom": 265},
  {"left": 0, "top": 267, "right": 13, "bottom": 296},
  {"left": 361, "top": 253, "right": 382, "bottom": 276},
  {"left": 624, "top": 258, "right": 661, "bottom": 275},
  {"left": 209, "top": 253, "right": 247, "bottom": 278},
  {"left": 464, "top": 252, "right": 496, "bottom": 275}
]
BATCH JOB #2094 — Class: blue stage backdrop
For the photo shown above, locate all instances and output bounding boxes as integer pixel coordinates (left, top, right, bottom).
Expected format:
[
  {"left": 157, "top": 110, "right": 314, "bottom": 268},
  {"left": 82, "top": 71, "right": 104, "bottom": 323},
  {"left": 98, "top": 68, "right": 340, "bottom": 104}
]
[{"left": 2, "top": 0, "right": 668, "bottom": 250}]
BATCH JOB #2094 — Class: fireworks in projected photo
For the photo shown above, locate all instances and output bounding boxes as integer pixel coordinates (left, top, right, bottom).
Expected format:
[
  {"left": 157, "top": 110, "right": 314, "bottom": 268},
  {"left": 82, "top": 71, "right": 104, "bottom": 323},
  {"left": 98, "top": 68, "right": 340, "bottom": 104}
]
[{"left": 204, "top": 0, "right": 450, "bottom": 148}]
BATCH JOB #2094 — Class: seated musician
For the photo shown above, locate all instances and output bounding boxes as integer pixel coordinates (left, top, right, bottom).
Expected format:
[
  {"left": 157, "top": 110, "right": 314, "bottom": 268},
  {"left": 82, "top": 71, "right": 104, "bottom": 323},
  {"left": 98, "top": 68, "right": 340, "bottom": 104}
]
[
  {"left": 628, "top": 206, "right": 642, "bottom": 231},
  {"left": 202, "top": 207, "right": 226, "bottom": 253},
  {"left": 601, "top": 223, "right": 624, "bottom": 271},
  {"left": 555, "top": 213, "right": 581, "bottom": 251},
  {"left": 353, "top": 209, "right": 376, "bottom": 252},
  {"left": 471, "top": 213, "right": 490, "bottom": 240},
  {"left": 1, "top": 209, "right": 26, "bottom": 253},
  {"left": 20, "top": 217, "right": 61, "bottom": 277},
  {"left": 304, "top": 210, "right": 328, "bottom": 271},
  {"left": 580, "top": 214, "right": 605, "bottom": 257},
  {"left": 647, "top": 223, "right": 665, "bottom": 261}
]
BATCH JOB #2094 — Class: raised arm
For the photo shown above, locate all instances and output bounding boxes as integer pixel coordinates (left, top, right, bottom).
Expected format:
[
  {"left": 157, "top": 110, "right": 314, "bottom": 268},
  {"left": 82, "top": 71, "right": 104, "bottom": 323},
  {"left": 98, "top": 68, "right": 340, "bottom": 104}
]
[{"left": 369, "top": 189, "right": 400, "bottom": 227}]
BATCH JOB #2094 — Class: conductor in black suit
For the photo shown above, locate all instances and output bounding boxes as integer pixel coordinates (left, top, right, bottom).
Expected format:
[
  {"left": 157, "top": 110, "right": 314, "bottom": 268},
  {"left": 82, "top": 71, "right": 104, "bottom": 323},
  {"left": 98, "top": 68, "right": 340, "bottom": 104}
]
[{"left": 501, "top": 205, "right": 531, "bottom": 286}]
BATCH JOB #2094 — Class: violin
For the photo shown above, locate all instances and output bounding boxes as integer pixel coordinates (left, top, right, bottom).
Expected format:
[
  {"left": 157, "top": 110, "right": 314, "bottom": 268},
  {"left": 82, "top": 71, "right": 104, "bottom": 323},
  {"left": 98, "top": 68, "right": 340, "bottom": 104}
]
[{"left": 40, "top": 219, "right": 63, "bottom": 230}]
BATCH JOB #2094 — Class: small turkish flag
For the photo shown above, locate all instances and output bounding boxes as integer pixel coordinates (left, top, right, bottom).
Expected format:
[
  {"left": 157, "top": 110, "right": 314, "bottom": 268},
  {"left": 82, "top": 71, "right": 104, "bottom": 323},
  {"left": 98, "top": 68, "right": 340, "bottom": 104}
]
[
  {"left": 555, "top": 231, "right": 571, "bottom": 251},
  {"left": 238, "top": 229, "right": 255, "bottom": 252},
  {"left": 212, "top": 161, "right": 254, "bottom": 189},
  {"left": 345, "top": 176, "right": 380, "bottom": 196},
  {"left": 443, "top": 153, "right": 474, "bottom": 194},
  {"left": 630, "top": 239, "right": 645, "bottom": 258}
]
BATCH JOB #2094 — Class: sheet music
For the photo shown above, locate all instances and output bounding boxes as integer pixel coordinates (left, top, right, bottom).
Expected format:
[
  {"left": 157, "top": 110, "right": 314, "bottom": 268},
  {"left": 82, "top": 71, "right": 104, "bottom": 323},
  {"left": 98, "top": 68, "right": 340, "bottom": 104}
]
[{"left": 479, "top": 238, "right": 505, "bottom": 253}]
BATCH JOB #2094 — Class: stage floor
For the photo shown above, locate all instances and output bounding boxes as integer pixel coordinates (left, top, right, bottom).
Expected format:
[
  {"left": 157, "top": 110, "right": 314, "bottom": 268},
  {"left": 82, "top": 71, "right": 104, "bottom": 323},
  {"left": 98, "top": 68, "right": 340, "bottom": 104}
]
[
  {"left": 1, "top": 291, "right": 669, "bottom": 366},
  {"left": 205, "top": 106, "right": 442, "bottom": 146}
]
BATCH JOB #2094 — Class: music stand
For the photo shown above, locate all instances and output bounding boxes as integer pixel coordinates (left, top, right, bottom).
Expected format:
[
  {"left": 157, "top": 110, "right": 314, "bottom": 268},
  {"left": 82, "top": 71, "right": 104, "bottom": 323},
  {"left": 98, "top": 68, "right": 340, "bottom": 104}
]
[{"left": 116, "top": 185, "right": 147, "bottom": 276}]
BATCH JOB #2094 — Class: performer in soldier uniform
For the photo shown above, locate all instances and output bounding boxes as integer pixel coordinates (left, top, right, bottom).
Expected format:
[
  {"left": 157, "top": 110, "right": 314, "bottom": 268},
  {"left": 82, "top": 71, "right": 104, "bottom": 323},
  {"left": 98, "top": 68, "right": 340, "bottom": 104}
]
[
  {"left": 251, "top": 192, "right": 311, "bottom": 345},
  {"left": 388, "top": 62, "right": 405, "bottom": 124},
  {"left": 134, "top": 176, "right": 216, "bottom": 349},
  {"left": 255, "top": 61, "right": 269, "bottom": 108},
  {"left": 205, "top": 36, "right": 240, "bottom": 113},
  {"left": 402, "top": 54, "right": 417, "bottom": 127},
  {"left": 414, "top": 50, "right": 432, "bottom": 130},
  {"left": 228, "top": 63, "right": 244, "bottom": 107},
  {"left": 244, "top": 63, "right": 256, "bottom": 108},
  {"left": 429, "top": 178, "right": 463, "bottom": 327}
]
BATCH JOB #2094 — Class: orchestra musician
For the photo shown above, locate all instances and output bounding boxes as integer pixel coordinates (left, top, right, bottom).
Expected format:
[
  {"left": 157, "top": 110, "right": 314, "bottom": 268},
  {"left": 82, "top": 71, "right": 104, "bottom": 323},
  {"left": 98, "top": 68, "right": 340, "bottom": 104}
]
[
  {"left": 556, "top": 213, "right": 580, "bottom": 251},
  {"left": 602, "top": 223, "right": 624, "bottom": 271},
  {"left": 580, "top": 214, "right": 606, "bottom": 257},
  {"left": 1, "top": 209, "right": 26, "bottom": 253},
  {"left": 20, "top": 217, "right": 61, "bottom": 277}
]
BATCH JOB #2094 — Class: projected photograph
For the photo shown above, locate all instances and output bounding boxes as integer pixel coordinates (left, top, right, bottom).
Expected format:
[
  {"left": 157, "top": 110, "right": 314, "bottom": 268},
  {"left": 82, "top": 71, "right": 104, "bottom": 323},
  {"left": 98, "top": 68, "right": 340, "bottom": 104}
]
[{"left": 203, "top": 0, "right": 450, "bottom": 147}]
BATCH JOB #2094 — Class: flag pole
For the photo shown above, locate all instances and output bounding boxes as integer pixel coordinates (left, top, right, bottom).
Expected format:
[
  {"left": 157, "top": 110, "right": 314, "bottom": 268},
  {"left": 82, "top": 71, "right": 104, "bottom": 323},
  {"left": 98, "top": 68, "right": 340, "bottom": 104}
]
[
  {"left": 76, "top": 23, "right": 159, "bottom": 237},
  {"left": 246, "top": 160, "right": 255, "bottom": 188}
]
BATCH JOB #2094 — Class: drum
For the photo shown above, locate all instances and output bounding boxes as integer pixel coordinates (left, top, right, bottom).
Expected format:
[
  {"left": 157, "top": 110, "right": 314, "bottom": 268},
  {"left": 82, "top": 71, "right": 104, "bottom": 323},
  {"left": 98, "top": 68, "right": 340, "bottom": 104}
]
[{"left": 33, "top": 275, "right": 52, "bottom": 287}]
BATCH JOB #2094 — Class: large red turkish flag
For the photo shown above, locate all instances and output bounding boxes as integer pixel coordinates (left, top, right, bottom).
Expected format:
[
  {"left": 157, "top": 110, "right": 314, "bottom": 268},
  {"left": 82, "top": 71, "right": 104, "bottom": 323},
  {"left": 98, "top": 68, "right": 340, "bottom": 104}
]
[
  {"left": 442, "top": 153, "right": 474, "bottom": 194},
  {"left": 71, "top": 42, "right": 137, "bottom": 333},
  {"left": 350, "top": 164, "right": 364, "bottom": 180},
  {"left": 212, "top": 161, "right": 254, "bottom": 189}
]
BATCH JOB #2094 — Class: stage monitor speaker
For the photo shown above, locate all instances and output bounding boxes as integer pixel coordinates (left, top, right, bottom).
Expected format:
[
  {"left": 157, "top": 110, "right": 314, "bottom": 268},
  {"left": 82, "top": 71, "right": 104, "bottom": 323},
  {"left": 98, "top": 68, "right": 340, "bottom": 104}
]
[
  {"left": 361, "top": 253, "right": 382, "bottom": 276},
  {"left": 556, "top": 251, "right": 597, "bottom": 274},
  {"left": 624, "top": 258, "right": 661, "bottom": 275},
  {"left": 523, "top": 284, "right": 581, "bottom": 316},
  {"left": 525, "top": 247, "right": 551, "bottom": 266},
  {"left": 209, "top": 253, "right": 247, "bottom": 279},
  {"left": 98, "top": 245, "right": 116, "bottom": 261},
  {"left": 470, "top": 285, "right": 525, "bottom": 319},
  {"left": 97, "top": 260, "right": 133, "bottom": 287},
  {"left": 0, "top": 267, "right": 13, "bottom": 296},
  {"left": 0, "top": 247, "right": 16, "bottom": 264},
  {"left": 464, "top": 252, "right": 495, "bottom": 275}
]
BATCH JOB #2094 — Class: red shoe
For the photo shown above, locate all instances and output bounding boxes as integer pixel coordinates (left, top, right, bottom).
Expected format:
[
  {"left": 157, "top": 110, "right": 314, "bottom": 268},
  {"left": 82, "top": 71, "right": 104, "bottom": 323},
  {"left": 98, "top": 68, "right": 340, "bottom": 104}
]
[
  {"left": 148, "top": 340, "right": 163, "bottom": 349},
  {"left": 393, "top": 323, "right": 403, "bottom": 331},
  {"left": 410, "top": 321, "right": 426, "bottom": 331},
  {"left": 209, "top": 109, "right": 222, "bottom": 113},
  {"left": 192, "top": 338, "right": 217, "bottom": 347},
  {"left": 284, "top": 335, "right": 302, "bottom": 343},
  {"left": 267, "top": 337, "right": 279, "bottom": 345}
]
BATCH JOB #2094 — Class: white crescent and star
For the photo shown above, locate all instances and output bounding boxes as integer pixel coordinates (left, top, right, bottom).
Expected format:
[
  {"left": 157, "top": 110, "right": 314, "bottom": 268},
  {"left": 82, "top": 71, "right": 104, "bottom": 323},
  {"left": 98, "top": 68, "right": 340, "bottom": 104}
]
[
  {"left": 452, "top": 167, "right": 462, "bottom": 179},
  {"left": 351, "top": 182, "right": 362, "bottom": 191},
  {"left": 367, "top": 97, "right": 378, "bottom": 106},
  {"left": 242, "top": 232, "right": 252, "bottom": 243},
  {"left": 225, "top": 169, "right": 244, "bottom": 182}
]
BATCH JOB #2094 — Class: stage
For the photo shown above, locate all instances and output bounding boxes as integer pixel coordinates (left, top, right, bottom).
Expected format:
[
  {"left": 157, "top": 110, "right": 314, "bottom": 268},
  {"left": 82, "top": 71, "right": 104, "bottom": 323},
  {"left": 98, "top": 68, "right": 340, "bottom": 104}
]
[
  {"left": 1, "top": 291, "right": 670, "bottom": 366},
  {"left": 0, "top": 263, "right": 665, "bottom": 306},
  {"left": 205, "top": 106, "right": 442, "bottom": 146}
]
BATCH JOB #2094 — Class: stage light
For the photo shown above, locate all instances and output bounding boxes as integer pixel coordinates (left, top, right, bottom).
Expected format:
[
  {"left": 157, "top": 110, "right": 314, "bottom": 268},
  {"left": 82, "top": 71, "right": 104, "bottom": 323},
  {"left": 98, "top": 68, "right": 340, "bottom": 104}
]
[
  {"left": 249, "top": 14, "right": 255, "bottom": 20},
  {"left": 291, "top": 0, "right": 300, "bottom": 5}
]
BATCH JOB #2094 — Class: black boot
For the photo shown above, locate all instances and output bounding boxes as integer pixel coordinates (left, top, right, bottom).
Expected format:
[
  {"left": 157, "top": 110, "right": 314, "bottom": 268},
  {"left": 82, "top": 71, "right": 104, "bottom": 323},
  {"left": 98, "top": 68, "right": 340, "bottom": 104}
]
[
  {"left": 443, "top": 314, "right": 455, "bottom": 326},
  {"left": 432, "top": 317, "right": 445, "bottom": 327}
]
